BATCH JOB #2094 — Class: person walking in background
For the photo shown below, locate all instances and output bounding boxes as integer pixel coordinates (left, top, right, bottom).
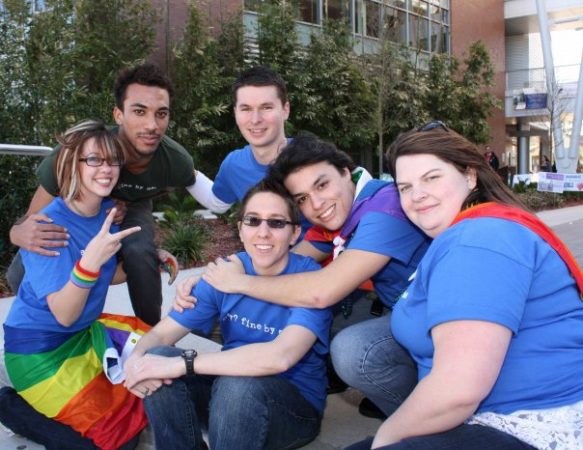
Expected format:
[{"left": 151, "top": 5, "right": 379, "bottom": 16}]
[
  {"left": 540, "top": 155, "right": 552, "bottom": 172},
  {"left": 348, "top": 121, "right": 583, "bottom": 450},
  {"left": 484, "top": 145, "right": 500, "bottom": 171}
]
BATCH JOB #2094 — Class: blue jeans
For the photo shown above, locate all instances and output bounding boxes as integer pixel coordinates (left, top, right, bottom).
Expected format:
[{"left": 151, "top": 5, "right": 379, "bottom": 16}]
[
  {"left": 331, "top": 313, "right": 417, "bottom": 416},
  {"left": 144, "top": 346, "right": 322, "bottom": 450},
  {"left": 0, "top": 387, "right": 138, "bottom": 450},
  {"left": 344, "top": 424, "right": 537, "bottom": 449}
]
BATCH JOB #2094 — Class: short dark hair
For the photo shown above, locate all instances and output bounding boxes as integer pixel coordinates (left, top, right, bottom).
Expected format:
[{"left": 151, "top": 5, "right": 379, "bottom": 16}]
[
  {"left": 114, "top": 63, "right": 174, "bottom": 110},
  {"left": 232, "top": 66, "right": 288, "bottom": 106},
  {"left": 268, "top": 134, "right": 356, "bottom": 185},
  {"left": 239, "top": 178, "right": 300, "bottom": 227},
  {"left": 386, "top": 125, "right": 526, "bottom": 210}
]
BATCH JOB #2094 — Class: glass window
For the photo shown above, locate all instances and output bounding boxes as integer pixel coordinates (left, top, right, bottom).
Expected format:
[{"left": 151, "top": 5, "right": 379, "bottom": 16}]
[
  {"left": 429, "top": 3, "right": 441, "bottom": 22},
  {"left": 386, "top": 0, "right": 407, "bottom": 9},
  {"left": 430, "top": 21, "right": 444, "bottom": 52},
  {"left": 294, "top": 0, "right": 319, "bottom": 24},
  {"left": 410, "top": 0, "right": 428, "bottom": 17},
  {"left": 409, "top": 14, "right": 429, "bottom": 50},
  {"left": 383, "top": 6, "right": 406, "bottom": 42},
  {"left": 326, "top": 0, "right": 350, "bottom": 21},
  {"left": 366, "top": 0, "right": 381, "bottom": 38}
]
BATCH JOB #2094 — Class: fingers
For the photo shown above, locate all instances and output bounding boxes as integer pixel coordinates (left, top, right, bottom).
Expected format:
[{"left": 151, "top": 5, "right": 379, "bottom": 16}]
[
  {"left": 29, "top": 246, "right": 62, "bottom": 257},
  {"left": 112, "top": 200, "right": 128, "bottom": 224},
  {"left": 114, "top": 226, "right": 142, "bottom": 241},
  {"left": 99, "top": 208, "right": 117, "bottom": 234},
  {"left": 28, "top": 213, "right": 58, "bottom": 225},
  {"left": 226, "top": 253, "right": 239, "bottom": 262}
]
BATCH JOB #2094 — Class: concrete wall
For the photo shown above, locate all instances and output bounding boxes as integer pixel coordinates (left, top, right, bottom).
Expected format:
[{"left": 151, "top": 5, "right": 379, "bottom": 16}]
[{"left": 451, "top": 0, "right": 506, "bottom": 160}]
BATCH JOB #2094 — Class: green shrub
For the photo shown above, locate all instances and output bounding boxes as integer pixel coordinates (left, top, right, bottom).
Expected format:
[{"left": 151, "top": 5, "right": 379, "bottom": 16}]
[
  {"left": 157, "top": 192, "right": 199, "bottom": 229},
  {"left": 517, "top": 190, "right": 565, "bottom": 211},
  {"left": 161, "top": 218, "right": 210, "bottom": 265}
]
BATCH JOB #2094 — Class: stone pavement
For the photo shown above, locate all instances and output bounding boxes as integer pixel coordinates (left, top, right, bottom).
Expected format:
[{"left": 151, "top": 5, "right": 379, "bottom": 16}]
[{"left": 1, "top": 204, "right": 582, "bottom": 450}]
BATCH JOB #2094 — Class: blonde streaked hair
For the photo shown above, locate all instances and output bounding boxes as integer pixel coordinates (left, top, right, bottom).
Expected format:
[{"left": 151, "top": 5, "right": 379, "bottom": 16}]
[{"left": 55, "top": 120, "right": 125, "bottom": 202}]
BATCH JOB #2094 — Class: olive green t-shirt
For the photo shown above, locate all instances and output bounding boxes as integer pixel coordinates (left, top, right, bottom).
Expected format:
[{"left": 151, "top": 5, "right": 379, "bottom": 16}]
[{"left": 36, "top": 130, "right": 195, "bottom": 202}]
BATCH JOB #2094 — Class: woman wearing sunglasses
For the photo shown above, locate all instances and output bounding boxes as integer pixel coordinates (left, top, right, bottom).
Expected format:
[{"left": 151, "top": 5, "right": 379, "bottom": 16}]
[
  {"left": 1, "top": 120, "right": 148, "bottom": 450},
  {"left": 123, "top": 179, "right": 332, "bottom": 450},
  {"left": 348, "top": 122, "right": 583, "bottom": 449}
]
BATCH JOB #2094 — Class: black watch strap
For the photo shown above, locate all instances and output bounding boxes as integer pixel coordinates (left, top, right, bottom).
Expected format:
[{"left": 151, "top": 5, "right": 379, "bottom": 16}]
[{"left": 181, "top": 349, "right": 197, "bottom": 376}]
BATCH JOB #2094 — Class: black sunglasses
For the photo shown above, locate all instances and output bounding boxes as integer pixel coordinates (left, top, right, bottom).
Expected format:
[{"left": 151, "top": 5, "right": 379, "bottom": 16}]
[
  {"left": 417, "top": 120, "right": 449, "bottom": 132},
  {"left": 242, "top": 216, "right": 297, "bottom": 229}
]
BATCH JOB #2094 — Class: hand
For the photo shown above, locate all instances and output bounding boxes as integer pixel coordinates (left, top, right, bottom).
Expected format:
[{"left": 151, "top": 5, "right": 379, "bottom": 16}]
[
  {"left": 124, "top": 354, "right": 183, "bottom": 392},
  {"left": 107, "top": 200, "right": 128, "bottom": 225},
  {"left": 201, "top": 254, "right": 245, "bottom": 293},
  {"left": 9, "top": 214, "right": 69, "bottom": 256},
  {"left": 173, "top": 274, "right": 201, "bottom": 312},
  {"left": 126, "top": 379, "right": 166, "bottom": 399},
  {"left": 80, "top": 208, "right": 141, "bottom": 272},
  {"left": 158, "top": 248, "right": 179, "bottom": 285}
]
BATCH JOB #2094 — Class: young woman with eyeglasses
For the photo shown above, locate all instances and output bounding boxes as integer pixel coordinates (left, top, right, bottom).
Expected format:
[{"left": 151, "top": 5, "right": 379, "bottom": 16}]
[
  {"left": 1, "top": 120, "right": 149, "bottom": 450},
  {"left": 123, "top": 179, "right": 332, "bottom": 450},
  {"left": 347, "top": 122, "right": 583, "bottom": 450}
]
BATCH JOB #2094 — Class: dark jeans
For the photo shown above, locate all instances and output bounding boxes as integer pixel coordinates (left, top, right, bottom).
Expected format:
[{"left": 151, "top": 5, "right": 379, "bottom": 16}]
[
  {"left": 344, "top": 424, "right": 537, "bottom": 450},
  {"left": 0, "top": 386, "right": 138, "bottom": 450},
  {"left": 6, "top": 198, "right": 162, "bottom": 326},
  {"left": 144, "top": 346, "right": 322, "bottom": 450},
  {"left": 119, "top": 198, "right": 161, "bottom": 326}
]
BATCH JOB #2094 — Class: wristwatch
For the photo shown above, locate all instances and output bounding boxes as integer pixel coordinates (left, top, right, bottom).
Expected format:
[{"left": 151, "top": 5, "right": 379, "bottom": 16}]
[{"left": 181, "top": 349, "right": 198, "bottom": 376}]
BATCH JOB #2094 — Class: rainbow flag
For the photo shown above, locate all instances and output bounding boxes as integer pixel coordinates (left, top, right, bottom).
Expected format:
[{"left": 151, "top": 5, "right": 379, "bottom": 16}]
[{"left": 4, "top": 313, "right": 150, "bottom": 450}]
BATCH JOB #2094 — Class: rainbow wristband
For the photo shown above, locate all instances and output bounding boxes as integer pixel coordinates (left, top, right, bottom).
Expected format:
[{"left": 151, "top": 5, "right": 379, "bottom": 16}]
[{"left": 70, "top": 261, "right": 100, "bottom": 289}]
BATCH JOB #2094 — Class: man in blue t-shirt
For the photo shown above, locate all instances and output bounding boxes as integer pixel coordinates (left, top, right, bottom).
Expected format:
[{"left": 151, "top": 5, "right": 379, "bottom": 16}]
[
  {"left": 124, "top": 180, "right": 332, "bottom": 450},
  {"left": 187, "top": 66, "right": 310, "bottom": 237}
]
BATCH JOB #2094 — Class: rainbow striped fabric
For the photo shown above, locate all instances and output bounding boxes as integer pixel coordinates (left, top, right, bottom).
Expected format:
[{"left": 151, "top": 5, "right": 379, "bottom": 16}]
[{"left": 4, "top": 313, "right": 150, "bottom": 450}]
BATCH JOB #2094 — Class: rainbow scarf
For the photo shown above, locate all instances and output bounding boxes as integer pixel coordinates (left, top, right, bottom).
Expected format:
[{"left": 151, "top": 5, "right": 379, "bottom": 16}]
[
  {"left": 4, "top": 313, "right": 150, "bottom": 450},
  {"left": 452, "top": 202, "right": 583, "bottom": 297}
]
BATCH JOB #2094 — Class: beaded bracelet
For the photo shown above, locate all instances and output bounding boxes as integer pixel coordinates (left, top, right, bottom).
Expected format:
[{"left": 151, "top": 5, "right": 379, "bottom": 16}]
[{"left": 70, "top": 260, "right": 100, "bottom": 289}]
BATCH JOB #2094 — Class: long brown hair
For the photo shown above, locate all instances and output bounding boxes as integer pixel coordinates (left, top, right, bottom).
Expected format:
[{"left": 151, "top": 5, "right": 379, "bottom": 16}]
[
  {"left": 386, "top": 125, "right": 527, "bottom": 211},
  {"left": 55, "top": 120, "right": 125, "bottom": 202}
]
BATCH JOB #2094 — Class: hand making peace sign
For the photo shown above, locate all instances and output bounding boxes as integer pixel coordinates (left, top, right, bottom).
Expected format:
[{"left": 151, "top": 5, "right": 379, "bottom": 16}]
[{"left": 79, "top": 208, "right": 141, "bottom": 273}]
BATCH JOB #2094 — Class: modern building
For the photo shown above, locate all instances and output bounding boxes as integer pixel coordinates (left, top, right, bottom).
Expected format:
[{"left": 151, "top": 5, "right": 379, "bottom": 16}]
[
  {"left": 504, "top": 0, "right": 583, "bottom": 174},
  {"left": 114, "top": 1, "right": 583, "bottom": 175}
]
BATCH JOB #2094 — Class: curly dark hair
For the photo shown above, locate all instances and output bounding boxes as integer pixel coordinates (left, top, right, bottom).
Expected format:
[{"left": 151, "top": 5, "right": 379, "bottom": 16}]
[{"left": 114, "top": 63, "right": 174, "bottom": 109}]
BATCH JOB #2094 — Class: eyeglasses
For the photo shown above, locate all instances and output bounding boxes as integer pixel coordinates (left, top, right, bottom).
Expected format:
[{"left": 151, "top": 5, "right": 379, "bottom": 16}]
[
  {"left": 79, "top": 156, "right": 122, "bottom": 167},
  {"left": 242, "top": 216, "right": 297, "bottom": 229},
  {"left": 417, "top": 120, "right": 449, "bottom": 132}
]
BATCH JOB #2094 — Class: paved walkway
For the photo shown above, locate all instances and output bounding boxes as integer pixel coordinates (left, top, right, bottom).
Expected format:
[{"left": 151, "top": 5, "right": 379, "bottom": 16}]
[{"left": 1, "top": 204, "right": 582, "bottom": 450}]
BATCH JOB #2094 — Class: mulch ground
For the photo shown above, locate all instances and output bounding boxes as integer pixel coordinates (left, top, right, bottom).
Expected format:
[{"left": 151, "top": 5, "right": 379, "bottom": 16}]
[{"left": 193, "top": 218, "right": 243, "bottom": 268}]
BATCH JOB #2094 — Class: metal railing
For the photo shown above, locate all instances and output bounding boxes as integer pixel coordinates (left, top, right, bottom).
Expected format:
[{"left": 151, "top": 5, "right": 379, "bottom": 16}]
[{"left": 0, "top": 144, "right": 52, "bottom": 157}]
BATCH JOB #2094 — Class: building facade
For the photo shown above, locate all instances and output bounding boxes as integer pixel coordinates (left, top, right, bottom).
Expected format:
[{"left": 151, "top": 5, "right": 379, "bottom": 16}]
[{"left": 149, "top": 0, "right": 581, "bottom": 174}]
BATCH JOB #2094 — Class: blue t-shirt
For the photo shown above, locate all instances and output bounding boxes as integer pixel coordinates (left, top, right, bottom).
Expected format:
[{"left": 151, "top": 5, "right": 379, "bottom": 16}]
[
  {"left": 392, "top": 217, "right": 583, "bottom": 414},
  {"left": 5, "top": 197, "right": 118, "bottom": 335},
  {"left": 212, "top": 143, "right": 311, "bottom": 238},
  {"left": 169, "top": 252, "right": 332, "bottom": 412},
  {"left": 307, "top": 180, "right": 430, "bottom": 307},
  {"left": 212, "top": 144, "right": 269, "bottom": 205}
]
